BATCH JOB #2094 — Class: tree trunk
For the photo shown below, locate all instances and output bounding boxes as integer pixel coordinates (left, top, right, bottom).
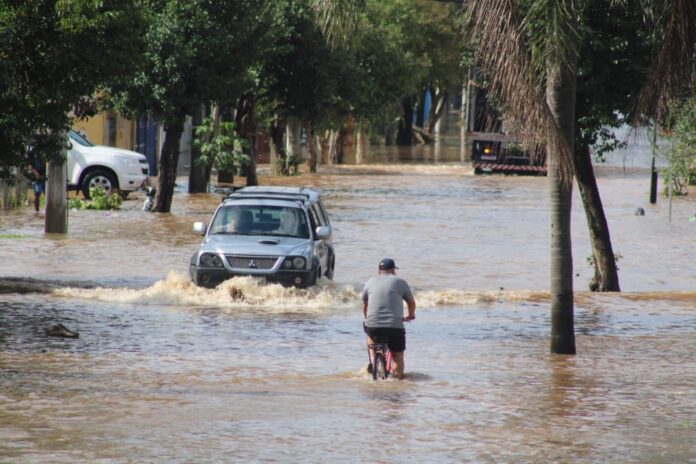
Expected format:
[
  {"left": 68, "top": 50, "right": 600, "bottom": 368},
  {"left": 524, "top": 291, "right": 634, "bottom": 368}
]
[
  {"left": 188, "top": 108, "right": 207, "bottom": 193},
  {"left": 270, "top": 116, "right": 288, "bottom": 175},
  {"left": 426, "top": 87, "right": 449, "bottom": 135},
  {"left": 246, "top": 134, "right": 259, "bottom": 186},
  {"left": 355, "top": 120, "right": 368, "bottom": 164},
  {"left": 286, "top": 117, "right": 302, "bottom": 164},
  {"left": 575, "top": 143, "right": 621, "bottom": 291},
  {"left": 416, "top": 91, "right": 425, "bottom": 128},
  {"left": 396, "top": 96, "right": 415, "bottom": 146},
  {"left": 234, "top": 93, "right": 259, "bottom": 186},
  {"left": 546, "top": 12, "right": 577, "bottom": 355},
  {"left": 318, "top": 131, "right": 330, "bottom": 165},
  {"left": 154, "top": 118, "right": 184, "bottom": 213},
  {"left": 305, "top": 121, "right": 317, "bottom": 173}
]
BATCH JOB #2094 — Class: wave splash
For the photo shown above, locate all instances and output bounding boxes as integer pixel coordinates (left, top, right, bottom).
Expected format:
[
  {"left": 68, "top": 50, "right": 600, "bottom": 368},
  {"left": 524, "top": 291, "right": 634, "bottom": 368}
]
[
  {"left": 52, "top": 271, "right": 360, "bottom": 312},
  {"left": 50, "top": 272, "right": 559, "bottom": 311},
  {"left": 45, "top": 271, "right": 696, "bottom": 313}
]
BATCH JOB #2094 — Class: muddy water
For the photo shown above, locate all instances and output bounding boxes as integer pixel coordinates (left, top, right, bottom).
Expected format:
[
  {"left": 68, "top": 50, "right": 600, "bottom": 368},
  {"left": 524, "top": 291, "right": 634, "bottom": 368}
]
[{"left": 1, "top": 151, "right": 696, "bottom": 462}]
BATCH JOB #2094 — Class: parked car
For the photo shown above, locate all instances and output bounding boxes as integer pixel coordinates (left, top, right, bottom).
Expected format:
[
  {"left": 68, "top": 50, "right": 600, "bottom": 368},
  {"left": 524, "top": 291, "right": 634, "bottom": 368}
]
[
  {"left": 190, "top": 186, "right": 336, "bottom": 288},
  {"left": 67, "top": 130, "right": 150, "bottom": 198}
]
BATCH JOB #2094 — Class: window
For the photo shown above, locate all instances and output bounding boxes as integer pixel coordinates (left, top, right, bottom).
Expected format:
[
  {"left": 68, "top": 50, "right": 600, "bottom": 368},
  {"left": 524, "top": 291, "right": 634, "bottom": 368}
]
[
  {"left": 209, "top": 205, "right": 309, "bottom": 238},
  {"left": 106, "top": 113, "right": 117, "bottom": 146}
]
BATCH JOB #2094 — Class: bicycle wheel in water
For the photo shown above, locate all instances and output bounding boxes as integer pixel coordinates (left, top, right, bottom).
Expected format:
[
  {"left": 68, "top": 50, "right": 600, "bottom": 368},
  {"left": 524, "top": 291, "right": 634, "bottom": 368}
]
[{"left": 373, "top": 351, "right": 388, "bottom": 380}]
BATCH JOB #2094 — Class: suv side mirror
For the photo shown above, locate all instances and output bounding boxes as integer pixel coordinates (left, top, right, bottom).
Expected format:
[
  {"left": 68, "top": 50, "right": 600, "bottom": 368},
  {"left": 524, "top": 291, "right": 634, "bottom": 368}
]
[
  {"left": 193, "top": 222, "right": 207, "bottom": 235},
  {"left": 315, "top": 226, "right": 331, "bottom": 240}
]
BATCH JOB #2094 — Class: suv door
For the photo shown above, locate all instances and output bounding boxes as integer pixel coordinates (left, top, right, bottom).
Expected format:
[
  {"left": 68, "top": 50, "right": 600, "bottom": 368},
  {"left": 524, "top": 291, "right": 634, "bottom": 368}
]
[{"left": 308, "top": 203, "right": 329, "bottom": 278}]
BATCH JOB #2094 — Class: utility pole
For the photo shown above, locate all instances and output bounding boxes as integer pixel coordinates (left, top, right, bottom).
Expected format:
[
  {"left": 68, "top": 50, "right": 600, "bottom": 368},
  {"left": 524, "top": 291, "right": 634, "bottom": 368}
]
[{"left": 45, "top": 145, "right": 68, "bottom": 234}]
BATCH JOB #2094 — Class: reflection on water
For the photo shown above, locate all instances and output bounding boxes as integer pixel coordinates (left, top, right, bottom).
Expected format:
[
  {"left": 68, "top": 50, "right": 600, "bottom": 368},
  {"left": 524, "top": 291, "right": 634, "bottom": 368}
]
[{"left": 1, "top": 152, "right": 696, "bottom": 462}]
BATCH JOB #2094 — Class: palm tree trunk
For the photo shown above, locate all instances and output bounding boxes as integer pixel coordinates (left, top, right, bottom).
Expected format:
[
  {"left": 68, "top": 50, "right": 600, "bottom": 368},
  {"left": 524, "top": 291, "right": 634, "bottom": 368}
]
[
  {"left": 575, "top": 143, "right": 620, "bottom": 291},
  {"left": 546, "top": 14, "right": 577, "bottom": 355}
]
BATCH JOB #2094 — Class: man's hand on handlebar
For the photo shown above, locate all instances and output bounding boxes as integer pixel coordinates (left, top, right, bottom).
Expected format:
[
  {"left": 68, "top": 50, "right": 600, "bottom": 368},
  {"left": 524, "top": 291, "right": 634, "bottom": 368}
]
[{"left": 403, "top": 315, "right": 415, "bottom": 321}]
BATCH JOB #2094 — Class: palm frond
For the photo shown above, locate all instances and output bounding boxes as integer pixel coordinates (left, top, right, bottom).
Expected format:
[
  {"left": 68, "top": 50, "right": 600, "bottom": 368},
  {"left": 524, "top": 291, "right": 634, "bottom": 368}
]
[
  {"left": 311, "top": 0, "right": 365, "bottom": 48},
  {"left": 465, "top": 0, "right": 575, "bottom": 182},
  {"left": 635, "top": 0, "right": 696, "bottom": 122}
]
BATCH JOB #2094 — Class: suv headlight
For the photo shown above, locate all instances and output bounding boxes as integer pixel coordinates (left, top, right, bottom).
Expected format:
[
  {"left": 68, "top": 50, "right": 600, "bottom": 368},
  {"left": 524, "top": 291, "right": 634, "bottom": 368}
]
[
  {"left": 116, "top": 155, "right": 141, "bottom": 167},
  {"left": 282, "top": 256, "right": 306, "bottom": 270},
  {"left": 200, "top": 253, "right": 223, "bottom": 267}
]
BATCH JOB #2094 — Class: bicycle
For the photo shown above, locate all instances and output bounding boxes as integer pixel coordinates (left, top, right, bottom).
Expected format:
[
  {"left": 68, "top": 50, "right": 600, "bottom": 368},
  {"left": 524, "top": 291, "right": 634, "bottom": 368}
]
[
  {"left": 367, "top": 338, "right": 392, "bottom": 381},
  {"left": 365, "top": 316, "right": 413, "bottom": 380}
]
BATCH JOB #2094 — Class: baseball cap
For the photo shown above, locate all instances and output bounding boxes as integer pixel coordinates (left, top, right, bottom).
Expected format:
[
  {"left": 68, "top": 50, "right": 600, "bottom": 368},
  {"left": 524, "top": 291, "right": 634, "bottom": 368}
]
[{"left": 378, "top": 258, "right": 398, "bottom": 270}]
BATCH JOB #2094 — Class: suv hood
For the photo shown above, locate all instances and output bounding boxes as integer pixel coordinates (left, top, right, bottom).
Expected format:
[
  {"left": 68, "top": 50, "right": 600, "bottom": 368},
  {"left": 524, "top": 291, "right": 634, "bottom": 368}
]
[
  {"left": 79, "top": 144, "right": 147, "bottom": 161},
  {"left": 201, "top": 234, "right": 311, "bottom": 256}
]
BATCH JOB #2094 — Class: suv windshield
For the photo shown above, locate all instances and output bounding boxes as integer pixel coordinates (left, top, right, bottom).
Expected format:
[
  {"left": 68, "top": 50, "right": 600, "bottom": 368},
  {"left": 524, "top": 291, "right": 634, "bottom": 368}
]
[
  {"left": 68, "top": 130, "right": 94, "bottom": 147},
  {"left": 210, "top": 205, "right": 310, "bottom": 238}
]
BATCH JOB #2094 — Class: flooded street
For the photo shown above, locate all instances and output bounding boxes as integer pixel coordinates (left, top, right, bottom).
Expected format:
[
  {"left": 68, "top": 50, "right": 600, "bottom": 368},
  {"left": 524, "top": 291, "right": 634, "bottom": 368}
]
[{"left": 2, "top": 147, "right": 696, "bottom": 462}]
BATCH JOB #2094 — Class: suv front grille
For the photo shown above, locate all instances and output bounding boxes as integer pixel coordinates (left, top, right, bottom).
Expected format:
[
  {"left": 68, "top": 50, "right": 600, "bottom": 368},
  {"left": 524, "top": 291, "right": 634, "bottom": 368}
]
[{"left": 226, "top": 255, "right": 278, "bottom": 270}]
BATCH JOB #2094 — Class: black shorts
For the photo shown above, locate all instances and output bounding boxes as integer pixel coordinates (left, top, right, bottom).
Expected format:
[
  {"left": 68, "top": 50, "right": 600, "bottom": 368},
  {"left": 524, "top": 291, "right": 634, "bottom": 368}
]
[{"left": 363, "top": 324, "right": 406, "bottom": 353}]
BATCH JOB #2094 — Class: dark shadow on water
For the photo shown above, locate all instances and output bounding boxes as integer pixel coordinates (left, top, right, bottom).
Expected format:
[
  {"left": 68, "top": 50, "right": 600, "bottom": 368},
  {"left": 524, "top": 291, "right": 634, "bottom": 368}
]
[
  {"left": 0, "top": 277, "right": 97, "bottom": 294},
  {"left": 0, "top": 276, "right": 159, "bottom": 295},
  {"left": 403, "top": 371, "right": 433, "bottom": 382}
]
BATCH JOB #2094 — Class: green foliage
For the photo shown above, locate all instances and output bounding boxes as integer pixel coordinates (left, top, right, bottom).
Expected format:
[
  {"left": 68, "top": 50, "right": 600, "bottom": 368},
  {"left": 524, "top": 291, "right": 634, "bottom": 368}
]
[
  {"left": 261, "top": 2, "right": 348, "bottom": 126},
  {"left": 111, "top": 0, "right": 279, "bottom": 127},
  {"left": 68, "top": 186, "right": 122, "bottom": 210},
  {"left": 575, "top": 0, "right": 653, "bottom": 160},
  {"left": 0, "top": 0, "right": 146, "bottom": 180},
  {"left": 258, "top": 0, "right": 464, "bottom": 133},
  {"left": 661, "top": 98, "right": 696, "bottom": 195},
  {"left": 587, "top": 252, "right": 622, "bottom": 270},
  {"left": 0, "top": 234, "right": 26, "bottom": 239},
  {"left": 193, "top": 118, "right": 250, "bottom": 175},
  {"left": 275, "top": 152, "right": 304, "bottom": 175}
]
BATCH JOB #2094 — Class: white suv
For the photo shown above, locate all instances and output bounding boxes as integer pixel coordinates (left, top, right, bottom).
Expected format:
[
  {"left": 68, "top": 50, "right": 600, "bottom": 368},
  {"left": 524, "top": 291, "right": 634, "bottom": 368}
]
[{"left": 67, "top": 130, "right": 150, "bottom": 198}]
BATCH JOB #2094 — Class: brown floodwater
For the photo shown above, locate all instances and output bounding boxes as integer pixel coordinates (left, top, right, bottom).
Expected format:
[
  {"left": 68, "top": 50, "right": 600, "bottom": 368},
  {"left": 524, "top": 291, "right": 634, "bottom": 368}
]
[{"left": 1, "top": 138, "right": 696, "bottom": 462}]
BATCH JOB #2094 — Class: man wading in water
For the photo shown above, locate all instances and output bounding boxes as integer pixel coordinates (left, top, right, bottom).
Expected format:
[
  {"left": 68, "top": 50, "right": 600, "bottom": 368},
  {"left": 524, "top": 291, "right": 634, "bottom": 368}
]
[{"left": 362, "top": 258, "right": 416, "bottom": 379}]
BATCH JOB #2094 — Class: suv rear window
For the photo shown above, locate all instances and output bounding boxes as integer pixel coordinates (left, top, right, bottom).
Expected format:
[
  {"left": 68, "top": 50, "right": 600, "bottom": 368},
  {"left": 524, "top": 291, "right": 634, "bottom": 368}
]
[{"left": 210, "top": 205, "right": 310, "bottom": 238}]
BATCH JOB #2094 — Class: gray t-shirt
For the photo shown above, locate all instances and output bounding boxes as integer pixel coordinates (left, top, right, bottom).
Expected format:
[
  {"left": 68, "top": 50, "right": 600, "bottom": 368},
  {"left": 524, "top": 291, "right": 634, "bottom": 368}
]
[{"left": 362, "top": 274, "right": 414, "bottom": 329}]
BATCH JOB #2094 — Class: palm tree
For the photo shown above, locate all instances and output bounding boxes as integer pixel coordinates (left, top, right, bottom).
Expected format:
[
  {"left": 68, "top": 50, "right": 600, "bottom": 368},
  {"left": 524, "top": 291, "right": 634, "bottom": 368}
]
[
  {"left": 316, "top": 0, "right": 578, "bottom": 353},
  {"left": 314, "top": 0, "right": 695, "bottom": 356},
  {"left": 466, "top": 0, "right": 578, "bottom": 353}
]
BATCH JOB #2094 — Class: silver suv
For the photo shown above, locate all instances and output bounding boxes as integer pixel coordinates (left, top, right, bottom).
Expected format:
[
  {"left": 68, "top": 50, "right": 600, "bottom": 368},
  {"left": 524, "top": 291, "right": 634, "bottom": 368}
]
[{"left": 190, "top": 186, "right": 335, "bottom": 288}]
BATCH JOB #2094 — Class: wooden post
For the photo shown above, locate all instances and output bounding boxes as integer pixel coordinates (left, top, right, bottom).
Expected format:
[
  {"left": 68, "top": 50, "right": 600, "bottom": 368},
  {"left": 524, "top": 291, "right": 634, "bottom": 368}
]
[
  {"left": 650, "top": 124, "right": 658, "bottom": 204},
  {"left": 45, "top": 153, "right": 68, "bottom": 234}
]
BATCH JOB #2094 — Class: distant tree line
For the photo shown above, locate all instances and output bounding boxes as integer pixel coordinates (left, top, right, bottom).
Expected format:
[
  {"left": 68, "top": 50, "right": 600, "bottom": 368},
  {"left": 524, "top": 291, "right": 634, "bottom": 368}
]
[{"left": 0, "top": 0, "right": 464, "bottom": 213}]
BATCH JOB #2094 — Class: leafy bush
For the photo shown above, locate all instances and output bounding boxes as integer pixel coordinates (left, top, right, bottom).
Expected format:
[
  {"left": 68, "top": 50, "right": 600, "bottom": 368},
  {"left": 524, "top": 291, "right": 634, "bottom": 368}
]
[
  {"left": 193, "top": 118, "right": 250, "bottom": 176},
  {"left": 68, "top": 186, "right": 122, "bottom": 210}
]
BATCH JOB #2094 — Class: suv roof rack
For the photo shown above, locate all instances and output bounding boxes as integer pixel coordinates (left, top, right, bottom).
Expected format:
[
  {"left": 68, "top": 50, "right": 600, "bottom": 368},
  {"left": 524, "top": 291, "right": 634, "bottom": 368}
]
[
  {"left": 223, "top": 195, "right": 307, "bottom": 206},
  {"left": 225, "top": 187, "right": 317, "bottom": 202}
]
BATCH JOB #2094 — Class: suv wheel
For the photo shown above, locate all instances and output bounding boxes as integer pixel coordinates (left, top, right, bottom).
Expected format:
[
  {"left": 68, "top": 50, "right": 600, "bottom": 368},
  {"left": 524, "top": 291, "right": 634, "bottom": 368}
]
[
  {"left": 325, "top": 257, "right": 335, "bottom": 280},
  {"left": 82, "top": 169, "right": 118, "bottom": 198}
]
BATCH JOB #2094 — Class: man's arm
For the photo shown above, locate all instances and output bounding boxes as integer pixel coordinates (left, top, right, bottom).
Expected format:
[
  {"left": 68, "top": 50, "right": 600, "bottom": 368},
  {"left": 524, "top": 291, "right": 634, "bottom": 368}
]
[
  {"left": 363, "top": 299, "right": 368, "bottom": 319},
  {"left": 404, "top": 296, "right": 416, "bottom": 320}
]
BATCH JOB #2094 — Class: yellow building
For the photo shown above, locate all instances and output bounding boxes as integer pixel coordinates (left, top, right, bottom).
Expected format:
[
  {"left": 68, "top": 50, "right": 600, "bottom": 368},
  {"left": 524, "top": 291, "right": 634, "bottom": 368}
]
[{"left": 72, "top": 111, "right": 136, "bottom": 149}]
